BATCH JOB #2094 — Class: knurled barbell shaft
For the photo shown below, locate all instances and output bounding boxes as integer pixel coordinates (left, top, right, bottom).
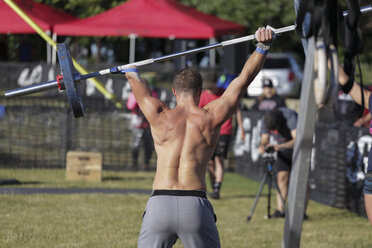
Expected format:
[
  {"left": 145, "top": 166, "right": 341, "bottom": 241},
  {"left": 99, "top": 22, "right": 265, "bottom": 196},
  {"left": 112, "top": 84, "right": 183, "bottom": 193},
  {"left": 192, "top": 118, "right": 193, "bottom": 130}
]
[
  {"left": 102, "top": 25, "right": 297, "bottom": 74},
  {"left": 5, "top": 79, "right": 59, "bottom": 98},
  {"left": 5, "top": 4, "right": 371, "bottom": 99}
]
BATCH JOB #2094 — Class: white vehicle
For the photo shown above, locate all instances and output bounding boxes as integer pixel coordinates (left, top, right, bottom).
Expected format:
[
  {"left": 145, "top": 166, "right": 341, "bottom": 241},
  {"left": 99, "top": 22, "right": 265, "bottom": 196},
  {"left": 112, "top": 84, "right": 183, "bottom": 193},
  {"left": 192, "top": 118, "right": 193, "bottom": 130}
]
[{"left": 247, "top": 53, "right": 304, "bottom": 98}]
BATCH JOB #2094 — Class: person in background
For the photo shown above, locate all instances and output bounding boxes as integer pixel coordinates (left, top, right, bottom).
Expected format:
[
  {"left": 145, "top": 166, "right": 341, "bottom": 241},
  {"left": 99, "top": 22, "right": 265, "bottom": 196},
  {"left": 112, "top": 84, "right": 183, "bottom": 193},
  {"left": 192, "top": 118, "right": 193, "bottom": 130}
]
[
  {"left": 127, "top": 75, "right": 158, "bottom": 171},
  {"left": 337, "top": 65, "right": 372, "bottom": 226},
  {"left": 353, "top": 86, "right": 372, "bottom": 128},
  {"left": 0, "top": 105, "right": 5, "bottom": 118},
  {"left": 334, "top": 84, "right": 370, "bottom": 127},
  {"left": 251, "top": 78, "right": 286, "bottom": 111},
  {"left": 18, "top": 36, "right": 32, "bottom": 62},
  {"left": 354, "top": 112, "right": 372, "bottom": 128},
  {"left": 259, "top": 108, "right": 298, "bottom": 218},
  {"left": 198, "top": 71, "right": 244, "bottom": 199}
]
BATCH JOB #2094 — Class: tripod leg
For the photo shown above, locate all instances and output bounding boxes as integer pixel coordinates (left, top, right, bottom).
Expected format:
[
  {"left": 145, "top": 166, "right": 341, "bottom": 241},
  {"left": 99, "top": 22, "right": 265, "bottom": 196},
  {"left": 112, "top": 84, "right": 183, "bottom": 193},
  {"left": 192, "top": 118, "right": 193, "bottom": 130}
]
[
  {"left": 267, "top": 173, "right": 272, "bottom": 219},
  {"left": 247, "top": 173, "right": 269, "bottom": 222}
]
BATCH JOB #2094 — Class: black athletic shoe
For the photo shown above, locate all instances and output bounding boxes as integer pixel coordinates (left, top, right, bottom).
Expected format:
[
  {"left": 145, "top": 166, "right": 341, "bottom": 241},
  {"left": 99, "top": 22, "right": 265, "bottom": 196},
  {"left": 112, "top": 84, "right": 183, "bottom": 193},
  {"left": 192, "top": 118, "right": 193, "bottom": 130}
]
[
  {"left": 271, "top": 210, "right": 285, "bottom": 218},
  {"left": 303, "top": 213, "right": 309, "bottom": 220},
  {"left": 209, "top": 192, "right": 220, "bottom": 199}
]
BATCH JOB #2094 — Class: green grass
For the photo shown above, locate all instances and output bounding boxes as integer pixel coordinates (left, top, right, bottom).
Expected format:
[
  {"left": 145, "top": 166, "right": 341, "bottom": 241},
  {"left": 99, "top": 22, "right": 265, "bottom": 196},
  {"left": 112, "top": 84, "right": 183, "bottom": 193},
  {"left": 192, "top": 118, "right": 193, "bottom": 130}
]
[{"left": 0, "top": 169, "right": 371, "bottom": 248}]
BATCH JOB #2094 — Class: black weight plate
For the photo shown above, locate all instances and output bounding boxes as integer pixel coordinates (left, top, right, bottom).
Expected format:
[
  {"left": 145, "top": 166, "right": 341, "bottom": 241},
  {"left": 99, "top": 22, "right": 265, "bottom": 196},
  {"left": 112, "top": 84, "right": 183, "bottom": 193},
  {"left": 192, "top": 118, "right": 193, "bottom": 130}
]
[{"left": 57, "top": 43, "right": 84, "bottom": 118}]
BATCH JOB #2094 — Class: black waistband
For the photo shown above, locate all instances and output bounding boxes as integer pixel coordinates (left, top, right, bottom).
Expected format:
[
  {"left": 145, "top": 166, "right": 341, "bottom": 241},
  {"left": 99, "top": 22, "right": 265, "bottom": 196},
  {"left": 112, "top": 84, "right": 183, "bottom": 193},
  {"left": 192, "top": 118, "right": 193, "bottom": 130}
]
[{"left": 151, "top": 190, "right": 207, "bottom": 198}]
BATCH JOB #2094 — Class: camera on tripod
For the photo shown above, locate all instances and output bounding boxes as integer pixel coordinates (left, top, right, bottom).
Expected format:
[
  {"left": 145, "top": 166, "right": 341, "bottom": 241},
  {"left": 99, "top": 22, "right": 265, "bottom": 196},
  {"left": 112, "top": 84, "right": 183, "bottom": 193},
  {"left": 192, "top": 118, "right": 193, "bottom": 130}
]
[
  {"left": 262, "top": 146, "right": 276, "bottom": 168},
  {"left": 263, "top": 146, "right": 276, "bottom": 158},
  {"left": 264, "top": 146, "right": 275, "bottom": 154},
  {"left": 247, "top": 144, "right": 285, "bottom": 221}
]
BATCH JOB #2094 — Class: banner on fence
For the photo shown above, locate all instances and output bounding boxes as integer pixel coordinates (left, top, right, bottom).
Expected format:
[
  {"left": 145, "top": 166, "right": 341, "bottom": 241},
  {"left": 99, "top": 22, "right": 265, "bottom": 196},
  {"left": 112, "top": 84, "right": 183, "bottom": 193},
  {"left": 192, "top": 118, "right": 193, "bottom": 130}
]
[{"left": 0, "top": 62, "right": 176, "bottom": 106}]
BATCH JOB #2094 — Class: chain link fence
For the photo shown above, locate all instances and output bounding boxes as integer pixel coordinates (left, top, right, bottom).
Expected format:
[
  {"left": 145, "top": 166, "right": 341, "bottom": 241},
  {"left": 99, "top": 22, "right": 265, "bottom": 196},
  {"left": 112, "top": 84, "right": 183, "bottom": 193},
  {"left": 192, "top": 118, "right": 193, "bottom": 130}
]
[{"left": 0, "top": 62, "right": 178, "bottom": 170}]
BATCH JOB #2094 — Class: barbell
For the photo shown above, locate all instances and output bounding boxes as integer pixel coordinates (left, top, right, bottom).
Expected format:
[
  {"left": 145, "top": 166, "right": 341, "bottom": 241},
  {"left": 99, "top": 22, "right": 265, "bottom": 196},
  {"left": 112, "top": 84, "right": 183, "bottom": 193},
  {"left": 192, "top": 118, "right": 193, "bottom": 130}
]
[
  {"left": 5, "top": 5, "right": 372, "bottom": 118},
  {"left": 4, "top": 25, "right": 295, "bottom": 118}
]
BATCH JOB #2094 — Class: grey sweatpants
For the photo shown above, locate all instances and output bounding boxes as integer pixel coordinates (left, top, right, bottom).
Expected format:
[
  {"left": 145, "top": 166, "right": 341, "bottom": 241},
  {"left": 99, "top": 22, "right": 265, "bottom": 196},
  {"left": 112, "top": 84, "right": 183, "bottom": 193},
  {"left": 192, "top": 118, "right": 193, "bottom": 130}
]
[{"left": 138, "top": 190, "right": 221, "bottom": 248}]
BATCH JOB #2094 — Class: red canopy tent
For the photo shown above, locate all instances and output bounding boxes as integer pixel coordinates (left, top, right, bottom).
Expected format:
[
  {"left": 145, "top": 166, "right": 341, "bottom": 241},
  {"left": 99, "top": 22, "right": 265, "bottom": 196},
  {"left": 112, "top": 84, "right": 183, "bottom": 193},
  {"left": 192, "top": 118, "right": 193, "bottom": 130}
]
[
  {"left": 54, "top": 0, "right": 245, "bottom": 64},
  {"left": 0, "top": 0, "right": 78, "bottom": 63},
  {"left": 0, "top": 0, "right": 77, "bottom": 34},
  {"left": 54, "top": 0, "right": 245, "bottom": 39}
]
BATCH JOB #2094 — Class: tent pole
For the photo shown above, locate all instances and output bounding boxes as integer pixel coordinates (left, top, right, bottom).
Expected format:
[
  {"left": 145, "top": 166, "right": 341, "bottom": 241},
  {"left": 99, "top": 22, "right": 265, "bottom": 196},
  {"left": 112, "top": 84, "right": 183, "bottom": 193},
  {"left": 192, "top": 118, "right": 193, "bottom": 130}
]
[
  {"left": 209, "top": 37, "right": 216, "bottom": 67},
  {"left": 129, "top": 34, "right": 136, "bottom": 63},
  {"left": 181, "top": 40, "right": 186, "bottom": 68},
  {"left": 46, "top": 30, "right": 51, "bottom": 64},
  {"left": 52, "top": 32, "right": 57, "bottom": 65},
  {"left": 97, "top": 37, "right": 101, "bottom": 63}
]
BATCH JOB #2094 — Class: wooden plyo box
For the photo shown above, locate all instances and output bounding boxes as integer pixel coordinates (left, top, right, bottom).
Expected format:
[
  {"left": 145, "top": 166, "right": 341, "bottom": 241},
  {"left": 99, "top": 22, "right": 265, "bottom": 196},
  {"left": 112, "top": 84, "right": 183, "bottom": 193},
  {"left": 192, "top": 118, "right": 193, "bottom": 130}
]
[{"left": 66, "top": 151, "right": 102, "bottom": 182}]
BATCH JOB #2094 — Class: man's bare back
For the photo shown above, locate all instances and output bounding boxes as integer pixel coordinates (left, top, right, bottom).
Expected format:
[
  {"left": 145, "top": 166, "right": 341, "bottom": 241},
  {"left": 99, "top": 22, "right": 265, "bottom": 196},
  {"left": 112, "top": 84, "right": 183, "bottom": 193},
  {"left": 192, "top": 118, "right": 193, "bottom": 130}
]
[
  {"left": 130, "top": 27, "right": 275, "bottom": 248},
  {"left": 150, "top": 103, "right": 221, "bottom": 191},
  {"left": 125, "top": 27, "right": 274, "bottom": 192}
]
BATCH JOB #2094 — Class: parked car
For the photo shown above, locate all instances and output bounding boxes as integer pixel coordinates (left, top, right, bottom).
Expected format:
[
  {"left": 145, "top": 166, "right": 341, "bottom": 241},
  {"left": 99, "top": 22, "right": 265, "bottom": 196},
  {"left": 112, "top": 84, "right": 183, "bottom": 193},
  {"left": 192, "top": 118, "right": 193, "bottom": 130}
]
[{"left": 247, "top": 53, "right": 304, "bottom": 98}]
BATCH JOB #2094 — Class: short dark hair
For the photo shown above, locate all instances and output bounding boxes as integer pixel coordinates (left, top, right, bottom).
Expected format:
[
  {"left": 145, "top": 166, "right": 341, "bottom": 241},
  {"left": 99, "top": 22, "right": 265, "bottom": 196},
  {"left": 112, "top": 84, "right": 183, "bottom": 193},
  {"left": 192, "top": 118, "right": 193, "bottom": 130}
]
[
  {"left": 264, "top": 109, "right": 284, "bottom": 130},
  {"left": 173, "top": 69, "right": 202, "bottom": 94}
]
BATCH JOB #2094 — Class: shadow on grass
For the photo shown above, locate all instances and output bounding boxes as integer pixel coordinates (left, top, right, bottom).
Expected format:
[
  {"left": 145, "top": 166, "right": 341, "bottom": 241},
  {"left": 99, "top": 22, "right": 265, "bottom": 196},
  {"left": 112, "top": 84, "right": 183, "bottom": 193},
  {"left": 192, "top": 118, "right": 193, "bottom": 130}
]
[
  {"left": 0, "top": 178, "right": 20, "bottom": 186},
  {"left": 0, "top": 179, "right": 42, "bottom": 186},
  {"left": 102, "top": 176, "right": 151, "bottom": 182},
  {"left": 221, "top": 193, "right": 271, "bottom": 200},
  {"left": 19, "top": 181, "right": 42, "bottom": 185}
]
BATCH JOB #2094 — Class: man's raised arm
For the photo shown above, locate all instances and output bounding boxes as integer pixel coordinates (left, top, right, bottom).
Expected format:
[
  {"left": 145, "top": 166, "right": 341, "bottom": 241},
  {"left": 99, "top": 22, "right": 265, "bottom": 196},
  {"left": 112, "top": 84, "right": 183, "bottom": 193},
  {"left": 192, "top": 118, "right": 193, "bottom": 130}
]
[
  {"left": 205, "top": 27, "right": 275, "bottom": 125},
  {"left": 222, "top": 27, "right": 275, "bottom": 109},
  {"left": 125, "top": 70, "right": 168, "bottom": 123}
]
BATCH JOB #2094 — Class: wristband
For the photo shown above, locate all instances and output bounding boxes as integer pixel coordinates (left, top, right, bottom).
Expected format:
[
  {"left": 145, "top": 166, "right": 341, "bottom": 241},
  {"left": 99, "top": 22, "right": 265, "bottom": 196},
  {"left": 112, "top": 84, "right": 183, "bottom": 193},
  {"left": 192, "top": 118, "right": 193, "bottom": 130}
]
[
  {"left": 120, "top": 68, "right": 139, "bottom": 74},
  {"left": 255, "top": 42, "right": 270, "bottom": 55},
  {"left": 109, "top": 67, "right": 139, "bottom": 74},
  {"left": 342, "top": 78, "right": 354, "bottom": 94},
  {"left": 255, "top": 47, "right": 268, "bottom": 55}
]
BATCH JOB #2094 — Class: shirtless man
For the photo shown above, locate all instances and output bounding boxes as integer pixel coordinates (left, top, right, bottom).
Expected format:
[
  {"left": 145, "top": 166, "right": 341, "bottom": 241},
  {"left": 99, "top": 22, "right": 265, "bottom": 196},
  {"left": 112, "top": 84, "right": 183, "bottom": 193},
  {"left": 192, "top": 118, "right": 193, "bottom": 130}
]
[{"left": 124, "top": 27, "right": 275, "bottom": 248}]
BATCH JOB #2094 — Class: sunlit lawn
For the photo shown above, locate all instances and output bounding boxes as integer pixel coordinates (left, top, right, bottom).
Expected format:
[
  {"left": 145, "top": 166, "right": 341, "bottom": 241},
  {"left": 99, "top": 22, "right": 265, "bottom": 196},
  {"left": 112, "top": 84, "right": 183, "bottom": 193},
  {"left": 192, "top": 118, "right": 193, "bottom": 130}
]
[{"left": 0, "top": 169, "right": 371, "bottom": 248}]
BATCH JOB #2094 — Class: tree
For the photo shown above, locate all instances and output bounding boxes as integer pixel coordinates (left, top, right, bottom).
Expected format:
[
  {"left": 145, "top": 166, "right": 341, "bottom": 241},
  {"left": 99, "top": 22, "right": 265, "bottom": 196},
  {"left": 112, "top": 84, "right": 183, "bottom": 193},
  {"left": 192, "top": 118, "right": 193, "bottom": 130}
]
[
  {"left": 180, "top": 0, "right": 302, "bottom": 54},
  {"left": 35, "top": 0, "right": 122, "bottom": 18}
]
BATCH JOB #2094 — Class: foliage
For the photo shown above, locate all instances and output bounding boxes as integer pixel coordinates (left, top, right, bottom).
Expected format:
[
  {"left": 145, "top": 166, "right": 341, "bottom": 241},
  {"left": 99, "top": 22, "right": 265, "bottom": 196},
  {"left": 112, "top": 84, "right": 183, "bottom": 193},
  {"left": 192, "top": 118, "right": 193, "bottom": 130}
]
[
  {"left": 35, "top": 0, "right": 296, "bottom": 26},
  {"left": 9, "top": 0, "right": 372, "bottom": 64},
  {"left": 179, "top": 0, "right": 302, "bottom": 54},
  {"left": 34, "top": 0, "right": 123, "bottom": 18},
  {"left": 180, "top": 0, "right": 295, "bottom": 30}
]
